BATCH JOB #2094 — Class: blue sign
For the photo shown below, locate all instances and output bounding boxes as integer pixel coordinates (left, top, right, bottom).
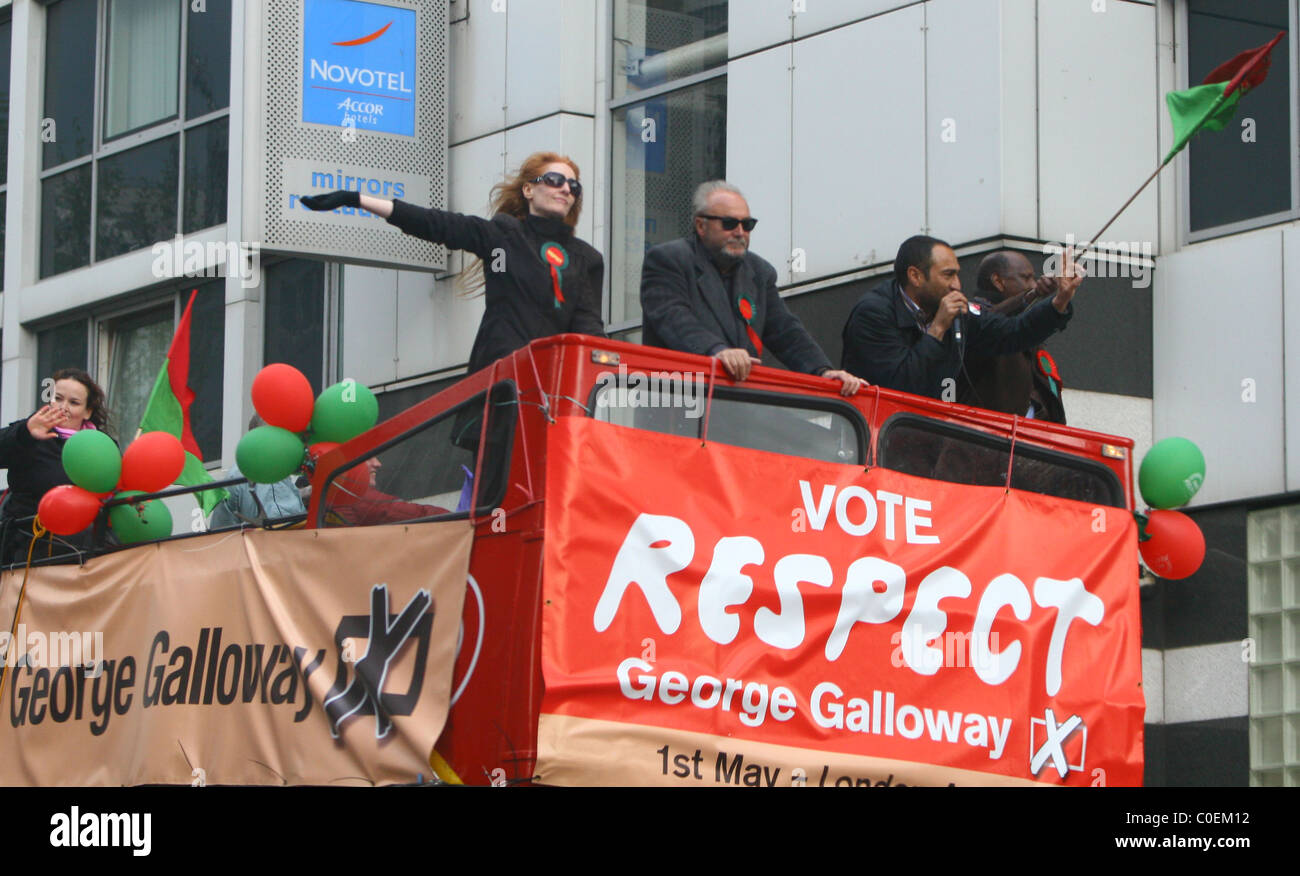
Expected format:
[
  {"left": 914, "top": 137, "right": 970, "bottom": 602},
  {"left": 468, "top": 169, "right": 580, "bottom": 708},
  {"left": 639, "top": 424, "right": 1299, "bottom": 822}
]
[{"left": 302, "top": 0, "right": 416, "bottom": 137}]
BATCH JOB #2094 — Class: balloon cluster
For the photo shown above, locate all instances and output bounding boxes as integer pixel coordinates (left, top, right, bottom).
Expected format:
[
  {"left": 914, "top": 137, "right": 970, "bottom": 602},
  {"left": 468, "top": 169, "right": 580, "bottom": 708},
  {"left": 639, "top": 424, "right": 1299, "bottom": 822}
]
[
  {"left": 37, "top": 429, "right": 186, "bottom": 544},
  {"left": 235, "top": 364, "right": 379, "bottom": 487},
  {"left": 1135, "top": 437, "right": 1207, "bottom": 580}
]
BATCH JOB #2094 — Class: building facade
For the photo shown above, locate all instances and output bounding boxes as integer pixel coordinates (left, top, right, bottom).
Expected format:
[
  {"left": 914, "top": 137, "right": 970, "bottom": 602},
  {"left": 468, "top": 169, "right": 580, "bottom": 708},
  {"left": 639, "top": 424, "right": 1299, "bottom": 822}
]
[{"left": 0, "top": 0, "right": 1294, "bottom": 785}]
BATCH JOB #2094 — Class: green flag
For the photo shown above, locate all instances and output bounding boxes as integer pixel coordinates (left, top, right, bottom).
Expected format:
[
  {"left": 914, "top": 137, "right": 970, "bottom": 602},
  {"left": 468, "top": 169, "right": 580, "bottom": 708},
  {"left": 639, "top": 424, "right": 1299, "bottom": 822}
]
[
  {"left": 1162, "top": 31, "right": 1285, "bottom": 164},
  {"left": 138, "top": 290, "right": 228, "bottom": 516}
]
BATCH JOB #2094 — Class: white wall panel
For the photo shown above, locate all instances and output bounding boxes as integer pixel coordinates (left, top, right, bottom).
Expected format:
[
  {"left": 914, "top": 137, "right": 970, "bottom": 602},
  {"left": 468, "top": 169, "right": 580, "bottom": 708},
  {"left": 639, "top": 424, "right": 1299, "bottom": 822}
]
[
  {"left": 729, "top": 0, "right": 792, "bottom": 57},
  {"left": 925, "top": 0, "right": 1001, "bottom": 243},
  {"left": 449, "top": 0, "right": 507, "bottom": 144},
  {"left": 1038, "top": 0, "right": 1157, "bottom": 247},
  {"left": 999, "top": 0, "right": 1037, "bottom": 236},
  {"left": 1154, "top": 230, "right": 1284, "bottom": 505},
  {"left": 793, "top": 0, "right": 915, "bottom": 39},
  {"left": 341, "top": 265, "right": 400, "bottom": 386},
  {"left": 1163, "top": 642, "right": 1248, "bottom": 723},
  {"left": 1060, "top": 388, "right": 1152, "bottom": 477},
  {"left": 505, "top": 0, "right": 596, "bottom": 127},
  {"left": 727, "top": 45, "right": 792, "bottom": 288},
  {"left": 1284, "top": 226, "right": 1300, "bottom": 491},
  {"left": 407, "top": 273, "right": 484, "bottom": 375},
  {"left": 504, "top": 114, "right": 597, "bottom": 244},
  {"left": 791, "top": 9, "right": 925, "bottom": 280},
  {"left": 1141, "top": 648, "right": 1162, "bottom": 724}
]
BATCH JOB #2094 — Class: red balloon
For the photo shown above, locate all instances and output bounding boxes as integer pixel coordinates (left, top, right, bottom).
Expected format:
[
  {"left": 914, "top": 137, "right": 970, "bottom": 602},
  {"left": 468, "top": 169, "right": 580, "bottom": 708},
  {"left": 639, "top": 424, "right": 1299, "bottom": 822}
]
[
  {"left": 121, "top": 431, "right": 187, "bottom": 493},
  {"left": 307, "top": 441, "right": 341, "bottom": 464},
  {"left": 37, "top": 485, "right": 103, "bottom": 536},
  {"left": 252, "top": 364, "right": 315, "bottom": 433},
  {"left": 1139, "top": 510, "right": 1206, "bottom": 580}
]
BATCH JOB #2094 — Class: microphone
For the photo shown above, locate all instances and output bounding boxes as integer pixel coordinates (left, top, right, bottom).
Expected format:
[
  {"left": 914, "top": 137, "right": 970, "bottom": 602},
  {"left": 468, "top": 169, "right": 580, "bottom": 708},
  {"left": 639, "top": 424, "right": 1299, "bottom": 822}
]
[{"left": 952, "top": 314, "right": 964, "bottom": 344}]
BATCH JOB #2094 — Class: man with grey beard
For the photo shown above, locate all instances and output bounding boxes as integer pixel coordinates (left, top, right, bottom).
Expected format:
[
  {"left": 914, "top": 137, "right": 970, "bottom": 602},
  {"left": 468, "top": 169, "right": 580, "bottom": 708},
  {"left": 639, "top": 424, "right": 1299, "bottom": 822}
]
[{"left": 640, "top": 181, "right": 863, "bottom": 396}]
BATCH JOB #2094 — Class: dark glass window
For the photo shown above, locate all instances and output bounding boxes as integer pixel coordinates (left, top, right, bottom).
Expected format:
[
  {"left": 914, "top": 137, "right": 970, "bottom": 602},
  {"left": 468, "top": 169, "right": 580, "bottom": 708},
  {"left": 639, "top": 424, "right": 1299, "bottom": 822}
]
[
  {"left": 187, "top": 0, "right": 232, "bottom": 117},
  {"left": 96, "top": 136, "right": 180, "bottom": 261},
  {"left": 264, "top": 260, "right": 326, "bottom": 395},
  {"left": 40, "top": 165, "right": 93, "bottom": 277},
  {"left": 42, "top": 0, "right": 96, "bottom": 169},
  {"left": 183, "top": 118, "right": 229, "bottom": 232},
  {"left": 322, "top": 383, "right": 518, "bottom": 527},
  {"left": 877, "top": 415, "right": 1124, "bottom": 508},
  {"left": 592, "top": 379, "right": 865, "bottom": 465},
  {"left": 0, "top": 16, "right": 11, "bottom": 186},
  {"left": 36, "top": 320, "right": 90, "bottom": 402},
  {"left": 612, "top": 0, "right": 728, "bottom": 99},
  {"left": 611, "top": 77, "right": 726, "bottom": 323},
  {"left": 190, "top": 281, "right": 226, "bottom": 461},
  {"left": 1187, "top": 0, "right": 1291, "bottom": 232},
  {"left": 39, "top": 0, "right": 232, "bottom": 276},
  {"left": 102, "top": 0, "right": 181, "bottom": 140}
]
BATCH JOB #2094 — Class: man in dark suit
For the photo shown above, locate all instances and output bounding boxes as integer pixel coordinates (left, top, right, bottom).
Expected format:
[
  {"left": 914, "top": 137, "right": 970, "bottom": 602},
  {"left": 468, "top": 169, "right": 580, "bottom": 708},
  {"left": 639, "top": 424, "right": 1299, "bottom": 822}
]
[
  {"left": 841, "top": 235, "right": 1082, "bottom": 400},
  {"left": 640, "top": 181, "right": 863, "bottom": 396},
  {"left": 956, "top": 251, "right": 1068, "bottom": 422}
]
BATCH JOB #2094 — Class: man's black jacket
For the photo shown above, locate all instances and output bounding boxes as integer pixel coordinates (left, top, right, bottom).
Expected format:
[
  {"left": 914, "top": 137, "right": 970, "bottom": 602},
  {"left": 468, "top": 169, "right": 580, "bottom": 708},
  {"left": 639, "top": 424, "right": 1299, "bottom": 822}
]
[
  {"left": 640, "top": 235, "right": 832, "bottom": 375},
  {"left": 840, "top": 281, "right": 1072, "bottom": 399}
]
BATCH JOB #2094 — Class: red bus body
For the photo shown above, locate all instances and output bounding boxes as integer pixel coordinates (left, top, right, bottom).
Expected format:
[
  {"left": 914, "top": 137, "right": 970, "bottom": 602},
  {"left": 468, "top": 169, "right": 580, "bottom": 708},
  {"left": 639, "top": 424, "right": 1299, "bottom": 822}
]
[{"left": 304, "top": 335, "right": 1135, "bottom": 786}]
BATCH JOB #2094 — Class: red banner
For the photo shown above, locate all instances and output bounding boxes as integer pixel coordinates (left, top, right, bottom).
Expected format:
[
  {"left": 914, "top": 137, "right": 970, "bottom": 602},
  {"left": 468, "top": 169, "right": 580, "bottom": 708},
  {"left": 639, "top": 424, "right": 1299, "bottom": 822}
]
[{"left": 538, "top": 418, "right": 1143, "bottom": 786}]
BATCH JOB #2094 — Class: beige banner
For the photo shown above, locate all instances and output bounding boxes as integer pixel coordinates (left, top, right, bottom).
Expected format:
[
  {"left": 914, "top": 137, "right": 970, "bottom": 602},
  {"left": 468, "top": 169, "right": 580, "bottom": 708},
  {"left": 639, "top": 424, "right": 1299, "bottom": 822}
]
[
  {"left": 537, "top": 713, "right": 1046, "bottom": 787},
  {"left": 0, "top": 522, "right": 471, "bottom": 786}
]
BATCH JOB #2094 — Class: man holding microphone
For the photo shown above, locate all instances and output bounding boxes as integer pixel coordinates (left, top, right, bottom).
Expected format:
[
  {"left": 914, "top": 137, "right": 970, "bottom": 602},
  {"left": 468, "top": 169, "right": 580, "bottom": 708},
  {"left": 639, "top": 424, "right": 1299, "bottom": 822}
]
[{"left": 840, "top": 235, "right": 1083, "bottom": 401}]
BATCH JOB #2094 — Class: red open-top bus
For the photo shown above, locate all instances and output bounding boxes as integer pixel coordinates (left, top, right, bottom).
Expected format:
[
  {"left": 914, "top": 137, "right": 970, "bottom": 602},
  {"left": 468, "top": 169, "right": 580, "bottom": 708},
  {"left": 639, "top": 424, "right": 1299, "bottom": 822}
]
[{"left": 304, "top": 334, "right": 1142, "bottom": 787}]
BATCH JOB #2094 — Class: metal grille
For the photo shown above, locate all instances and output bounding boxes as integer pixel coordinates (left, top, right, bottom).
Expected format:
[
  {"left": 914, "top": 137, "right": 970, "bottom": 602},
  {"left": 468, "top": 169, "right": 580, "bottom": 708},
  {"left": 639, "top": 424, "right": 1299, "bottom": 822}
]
[{"left": 261, "top": 0, "right": 448, "bottom": 270}]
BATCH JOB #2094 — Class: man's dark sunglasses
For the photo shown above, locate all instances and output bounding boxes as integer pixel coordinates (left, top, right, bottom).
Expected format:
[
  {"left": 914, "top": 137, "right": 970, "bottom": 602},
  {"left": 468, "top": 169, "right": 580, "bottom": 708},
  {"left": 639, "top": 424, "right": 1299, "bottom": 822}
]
[
  {"left": 698, "top": 214, "right": 758, "bottom": 232},
  {"left": 532, "top": 172, "right": 582, "bottom": 197}
]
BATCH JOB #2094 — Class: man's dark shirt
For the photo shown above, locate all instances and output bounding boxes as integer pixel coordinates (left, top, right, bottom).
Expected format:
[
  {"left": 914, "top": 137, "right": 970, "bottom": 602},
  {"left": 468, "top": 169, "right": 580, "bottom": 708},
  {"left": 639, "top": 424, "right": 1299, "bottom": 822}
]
[
  {"left": 840, "top": 281, "right": 1072, "bottom": 399},
  {"left": 956, "top": 290, "right": 1067, "bottom": 423}
]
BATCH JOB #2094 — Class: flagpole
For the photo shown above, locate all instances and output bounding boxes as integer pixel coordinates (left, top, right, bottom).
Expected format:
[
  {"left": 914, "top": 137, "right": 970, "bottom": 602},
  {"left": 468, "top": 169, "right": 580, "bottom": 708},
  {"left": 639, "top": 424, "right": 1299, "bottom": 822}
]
[
  {"left": 1064, "top": 31, "right": 1283, "bottom": 269},
  {"left": 1071, "top": 161, "right": 1168, "bottom": 266}
]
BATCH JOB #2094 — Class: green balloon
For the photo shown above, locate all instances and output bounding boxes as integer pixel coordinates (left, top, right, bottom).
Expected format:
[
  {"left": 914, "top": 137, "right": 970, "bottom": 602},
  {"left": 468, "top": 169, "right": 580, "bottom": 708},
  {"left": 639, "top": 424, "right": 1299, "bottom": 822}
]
[
  {"left": 236, "top": 426, "right": 306, "bottom": 484},
  {"left": 1139, "top": 437, "right": 1206, "bottom": 509},
  {"left": 61, "top": 430, "right": 121, "bottom": 494},
  {"left": 109, "top": 491, "right": 174, "bottom": 544},
  {"left": 310, "top": 380, "right": 379, "bottom": 443}
]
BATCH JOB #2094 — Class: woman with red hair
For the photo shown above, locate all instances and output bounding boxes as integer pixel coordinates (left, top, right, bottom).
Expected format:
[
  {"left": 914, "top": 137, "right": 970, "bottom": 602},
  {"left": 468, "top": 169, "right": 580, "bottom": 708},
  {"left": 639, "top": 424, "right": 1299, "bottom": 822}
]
[{"left": 301, "top": 152, "right": 605, "bottom": 372}]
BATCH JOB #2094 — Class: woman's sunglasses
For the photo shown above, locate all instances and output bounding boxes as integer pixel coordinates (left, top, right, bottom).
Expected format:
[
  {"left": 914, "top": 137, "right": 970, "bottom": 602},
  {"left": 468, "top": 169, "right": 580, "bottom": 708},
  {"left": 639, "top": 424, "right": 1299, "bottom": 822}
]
[
  {"left": 532, "top": 172, "right": 582, "bottom": 198},
  {"left": 698, "top": 214, "right": 758, "bottom": 232}
]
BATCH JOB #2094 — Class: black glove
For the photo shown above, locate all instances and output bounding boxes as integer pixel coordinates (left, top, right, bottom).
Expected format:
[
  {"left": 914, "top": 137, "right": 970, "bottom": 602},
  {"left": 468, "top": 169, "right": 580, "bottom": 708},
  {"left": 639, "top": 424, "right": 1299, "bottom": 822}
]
[{"left": 300, "top": 190, "right": 361, "bottom": 211}]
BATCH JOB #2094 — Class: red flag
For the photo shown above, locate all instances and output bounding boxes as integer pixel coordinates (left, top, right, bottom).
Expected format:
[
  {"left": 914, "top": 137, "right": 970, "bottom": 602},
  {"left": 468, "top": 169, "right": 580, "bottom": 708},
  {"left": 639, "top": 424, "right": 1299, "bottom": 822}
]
[
  {"left": 140, "top": 289, "right": 200, "bottom": 457},
  {"left": 1204, "top": 31, "right": 1285, "bottom": 96}
]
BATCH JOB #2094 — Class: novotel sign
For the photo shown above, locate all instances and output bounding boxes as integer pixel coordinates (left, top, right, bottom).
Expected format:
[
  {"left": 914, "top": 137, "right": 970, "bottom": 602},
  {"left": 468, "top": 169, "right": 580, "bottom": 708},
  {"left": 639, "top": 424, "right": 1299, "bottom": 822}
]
[{"left": 301, "top": 0, "right": 417, "bottom": 137}]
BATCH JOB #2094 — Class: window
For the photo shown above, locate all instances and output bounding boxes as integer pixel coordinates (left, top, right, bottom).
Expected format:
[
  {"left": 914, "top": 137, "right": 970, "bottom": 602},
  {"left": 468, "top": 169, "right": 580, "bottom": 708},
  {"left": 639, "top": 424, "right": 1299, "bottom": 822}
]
[
  {"left": 1184, "top": 0, "right": 1294, "bottom": 237},
  {"left": 99, "top": 303, "right": 174, "bottom": 445},
  {"left": 591, "top": 378, "right": 866, "bottom": 465},
  {"left": 1247, "top": 505, "right": 1300, "bottom": 786},
  {"left": 321, "top": 382, "right": 518, "bottom": 527},
  {"left": 609, "top": 1, "right": 727, "bottom": 326},
  {"left": 877, "top": 415, "right": 1125, "bottom": 507},
  {"left": 264, "top": 259, "right": 331, "bottom": 396},
  {"left": 35, "top": 319, "right": 91, "bottom": 400},
  {"left": 0, "top": 12, "right": 11, "bottom": 289},
  {"left": 39, "top": 0, "right": 231, "bottom": 277},
  {"left": 34, "top": 282, "right": 225, "bottom": 455}
]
